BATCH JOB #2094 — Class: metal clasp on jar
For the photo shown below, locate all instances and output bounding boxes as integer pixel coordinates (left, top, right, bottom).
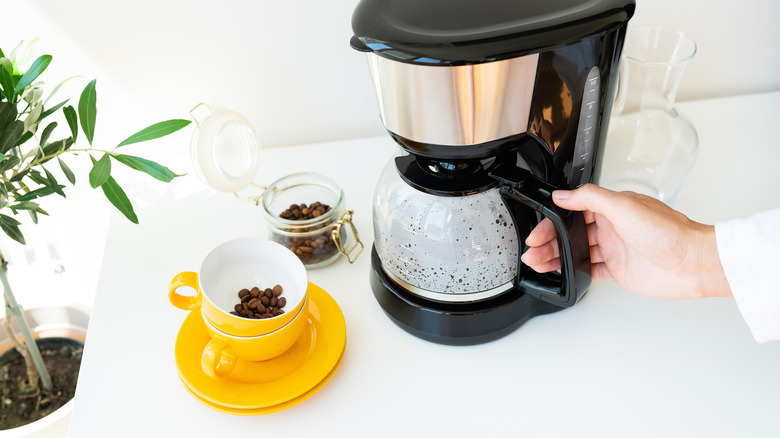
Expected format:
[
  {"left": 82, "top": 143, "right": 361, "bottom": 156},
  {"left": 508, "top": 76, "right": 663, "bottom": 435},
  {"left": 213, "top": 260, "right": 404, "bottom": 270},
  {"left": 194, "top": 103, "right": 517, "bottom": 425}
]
[{"left": 331, "top": 209, "right": 363, "bottom": 264}]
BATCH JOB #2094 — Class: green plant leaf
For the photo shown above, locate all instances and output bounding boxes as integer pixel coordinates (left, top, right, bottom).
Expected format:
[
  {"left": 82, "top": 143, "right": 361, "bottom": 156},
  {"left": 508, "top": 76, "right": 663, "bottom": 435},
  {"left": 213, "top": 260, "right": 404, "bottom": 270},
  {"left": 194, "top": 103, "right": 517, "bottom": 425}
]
[
  {"left": 8, "top": 168, "right": 29, "bottom": 183},
  {"left": 39, "top": 99, "right": 69, "bottom": 122},
  {"left": 0, "top": 102, "right": 17, "bottom": 131},
  {"left": 22, "top": 85, "right": 43, "bottom": 108},
  {"left": 78, "top": 79, "right": 97, "bottom": 145},
  {"left": 116, "top": 119, "right": 191, "bottom": 147},
  {"left": 22, "top": 103, "right": 42, "bottom": 133},
  {"left": 0, "top": 57, "right": 12, "bottom": 75},
  {"left": 100, "top": 175, "right": 138, "bottom": 224},
  {"left": 57, "top": 157, "right": 76, "bottom": 185},
  {"left": 14, "top": 54, "right": 51, "bottom": 94},
  {"left": 0, "top": 121, "right": 23, "bottom": 153},
  {"left": 89, "top": 153, "right": 111, "bottom": 188},
  {"left": 0, "top": 155, "right": 19, "bottom": 172},
  {"left": 42, "top": 166, "right": 65, "bottom": 197},
  {"left": 28, "top": 208, "right": 38, "bottom": 224},
  {"left": 63, "top": 105, "right": 77, "bottom": 142},
  {"left": 35, "top": 137, "right": 73, "bottom": 164},
  {"left": 15, "top": 184, "right": 62, "bottom": 202},
  {"left": 0, "top": 65, "right": 15, "bottom": 102},
  {"left": 39, "top": 121, "right": 57, "bottom": 147},
  {"left": 0, "top": 213, "right": 21, "bottom": 226},
  {"left": 29, "top": 169, "right": 49, "bottom": 186},
  {"left": 14, "top": 131, "right": 33, "bottom": 148},
  {"left": 111, "top": 154, "right": 179, "bottom": 183},
  {"left": 0, "top": 222, "right": 25, "bottom": 245},
  {"left": 13, "top": 201, "right": 39, "bottom": 210}
]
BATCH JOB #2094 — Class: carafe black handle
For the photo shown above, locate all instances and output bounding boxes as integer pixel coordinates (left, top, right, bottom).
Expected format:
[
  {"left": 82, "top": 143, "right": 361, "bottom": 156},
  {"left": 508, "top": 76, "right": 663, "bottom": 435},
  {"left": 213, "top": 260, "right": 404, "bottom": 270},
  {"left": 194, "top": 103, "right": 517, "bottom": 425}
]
[{"left": 490, "top": 166, "right": 591, "bottom": 307}]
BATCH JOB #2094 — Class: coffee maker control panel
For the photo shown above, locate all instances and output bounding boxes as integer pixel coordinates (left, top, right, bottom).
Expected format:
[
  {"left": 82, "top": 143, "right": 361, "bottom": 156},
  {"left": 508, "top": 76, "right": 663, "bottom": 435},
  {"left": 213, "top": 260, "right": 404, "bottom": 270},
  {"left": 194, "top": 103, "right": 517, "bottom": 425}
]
[{"left": 572, "top": 66, "right": 601, "bottom": 185}]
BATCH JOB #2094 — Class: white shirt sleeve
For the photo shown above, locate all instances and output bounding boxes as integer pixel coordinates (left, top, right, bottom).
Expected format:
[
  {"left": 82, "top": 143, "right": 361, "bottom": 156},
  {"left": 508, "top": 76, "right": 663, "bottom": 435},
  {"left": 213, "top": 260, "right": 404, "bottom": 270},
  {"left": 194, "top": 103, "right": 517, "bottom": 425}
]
[{"left": 715, "top": 209, "right": 780, "bottom": 343}]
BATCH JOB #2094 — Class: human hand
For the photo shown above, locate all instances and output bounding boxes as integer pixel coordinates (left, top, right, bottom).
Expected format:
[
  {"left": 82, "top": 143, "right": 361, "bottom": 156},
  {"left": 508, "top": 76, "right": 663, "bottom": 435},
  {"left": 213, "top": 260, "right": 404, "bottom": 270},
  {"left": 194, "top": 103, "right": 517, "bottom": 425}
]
[{"left": 521, "top": 184, "right": 731, "bottom": 300}]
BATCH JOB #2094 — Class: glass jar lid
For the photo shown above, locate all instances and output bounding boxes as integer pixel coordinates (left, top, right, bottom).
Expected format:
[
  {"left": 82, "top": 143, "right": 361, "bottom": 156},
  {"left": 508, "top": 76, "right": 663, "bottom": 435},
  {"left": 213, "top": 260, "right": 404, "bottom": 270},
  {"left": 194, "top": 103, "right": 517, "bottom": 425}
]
[{"left": 190, "top": 102, "right": 261, "bottom": 193}]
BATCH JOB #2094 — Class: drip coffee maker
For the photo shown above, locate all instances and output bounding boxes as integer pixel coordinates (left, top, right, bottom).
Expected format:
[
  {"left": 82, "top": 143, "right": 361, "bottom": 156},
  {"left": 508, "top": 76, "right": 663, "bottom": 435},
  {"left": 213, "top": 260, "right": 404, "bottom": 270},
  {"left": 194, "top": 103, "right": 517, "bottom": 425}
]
[{"left": 351, "top": 0, "right": 635, "bottom": 344}]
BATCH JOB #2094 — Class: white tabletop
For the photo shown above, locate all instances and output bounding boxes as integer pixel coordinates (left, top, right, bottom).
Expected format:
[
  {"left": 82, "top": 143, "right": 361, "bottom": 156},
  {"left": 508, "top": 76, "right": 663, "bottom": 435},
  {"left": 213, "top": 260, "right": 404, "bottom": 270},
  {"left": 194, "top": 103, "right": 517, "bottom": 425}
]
[{"left": 69, "top": 91, "right": 780, "bottom": 437}]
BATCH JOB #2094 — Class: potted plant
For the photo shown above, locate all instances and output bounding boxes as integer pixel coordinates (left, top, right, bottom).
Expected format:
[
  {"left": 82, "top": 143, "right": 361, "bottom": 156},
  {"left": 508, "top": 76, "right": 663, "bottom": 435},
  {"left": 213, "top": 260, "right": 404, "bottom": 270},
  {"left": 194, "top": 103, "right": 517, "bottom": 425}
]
[{"left": 0, "top": 41, "right": 189, "bottom": 431}]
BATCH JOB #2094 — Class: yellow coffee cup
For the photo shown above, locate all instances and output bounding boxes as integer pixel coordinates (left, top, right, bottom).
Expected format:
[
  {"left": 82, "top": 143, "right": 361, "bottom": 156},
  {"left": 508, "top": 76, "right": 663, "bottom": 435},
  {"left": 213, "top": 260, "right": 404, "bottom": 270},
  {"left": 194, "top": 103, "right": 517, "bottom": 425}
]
[
  {"left": 168, "top": 238, "right": 308, "bottom": 337},
  {"left": 201, "top": 295, "right": 310, "bottom": 377}
]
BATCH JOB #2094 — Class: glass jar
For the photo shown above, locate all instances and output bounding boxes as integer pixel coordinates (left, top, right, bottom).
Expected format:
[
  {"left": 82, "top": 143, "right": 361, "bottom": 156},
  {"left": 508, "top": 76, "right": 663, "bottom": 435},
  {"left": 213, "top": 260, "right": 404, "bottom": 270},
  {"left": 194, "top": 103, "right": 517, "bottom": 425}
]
[
  {"left": 261, "top": 172, "right": 362, "bottom": 269},
  {"left": 189, "top": 103, "right": 363, "bottom": 269}
]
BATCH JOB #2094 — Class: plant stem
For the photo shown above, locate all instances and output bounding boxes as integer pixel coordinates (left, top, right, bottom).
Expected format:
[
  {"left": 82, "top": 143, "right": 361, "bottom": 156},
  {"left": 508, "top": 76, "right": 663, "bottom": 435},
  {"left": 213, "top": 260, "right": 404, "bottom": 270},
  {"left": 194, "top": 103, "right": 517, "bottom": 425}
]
[
  {"left": 0, "top": 251, "right": 53, "bottom": 392},
  {"left": 1, "top": 303, "right": 39, "bottom": 389}
]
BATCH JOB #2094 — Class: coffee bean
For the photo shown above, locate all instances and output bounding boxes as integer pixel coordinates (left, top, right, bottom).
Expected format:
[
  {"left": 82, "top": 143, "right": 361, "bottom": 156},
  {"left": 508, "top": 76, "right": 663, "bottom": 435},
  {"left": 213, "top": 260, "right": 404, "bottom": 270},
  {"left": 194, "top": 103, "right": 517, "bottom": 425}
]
[
  {"left": 233, "top": 284, "right": 289, "bottom": 319},
  {"left": 272, "top": 201, "right": 339, "bottom": 265}
]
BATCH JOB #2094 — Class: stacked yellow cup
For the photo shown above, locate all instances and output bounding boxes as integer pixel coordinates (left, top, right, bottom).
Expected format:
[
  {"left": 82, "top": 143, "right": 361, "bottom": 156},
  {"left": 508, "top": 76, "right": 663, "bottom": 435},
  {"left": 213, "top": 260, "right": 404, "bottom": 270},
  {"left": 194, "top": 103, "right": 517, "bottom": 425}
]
[{"left": 168, "top": 238, "right": 309, "bottom": 377}]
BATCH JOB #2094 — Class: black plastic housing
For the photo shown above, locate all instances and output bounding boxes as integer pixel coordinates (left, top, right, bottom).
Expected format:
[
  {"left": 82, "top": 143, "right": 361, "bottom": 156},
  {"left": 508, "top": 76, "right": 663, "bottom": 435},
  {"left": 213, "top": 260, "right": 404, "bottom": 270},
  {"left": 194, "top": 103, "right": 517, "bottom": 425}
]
[{"left": 352, "top": 0, "right": 635, "bottom": 65}]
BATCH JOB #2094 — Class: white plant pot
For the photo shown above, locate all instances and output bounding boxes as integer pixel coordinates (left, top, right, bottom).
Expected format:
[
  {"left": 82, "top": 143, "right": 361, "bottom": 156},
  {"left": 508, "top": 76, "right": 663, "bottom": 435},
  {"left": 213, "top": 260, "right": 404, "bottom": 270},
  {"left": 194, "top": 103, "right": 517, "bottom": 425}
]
[{"left": 0, "top": 305, "right": 89, "bottom": 438}]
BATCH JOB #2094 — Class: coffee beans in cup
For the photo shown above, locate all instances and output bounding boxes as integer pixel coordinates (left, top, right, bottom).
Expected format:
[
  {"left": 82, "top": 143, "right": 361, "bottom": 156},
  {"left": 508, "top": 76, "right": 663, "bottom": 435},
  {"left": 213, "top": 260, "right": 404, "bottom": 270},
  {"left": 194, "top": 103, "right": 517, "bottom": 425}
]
[{"left": 230, "top": 284, "right": 288, "bottom": 319}]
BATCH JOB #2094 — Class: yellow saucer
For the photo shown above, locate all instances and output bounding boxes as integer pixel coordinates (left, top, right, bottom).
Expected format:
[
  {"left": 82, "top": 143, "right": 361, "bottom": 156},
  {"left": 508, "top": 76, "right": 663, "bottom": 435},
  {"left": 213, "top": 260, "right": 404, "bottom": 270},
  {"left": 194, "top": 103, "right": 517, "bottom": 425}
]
[
  {"left": 181, "top": 350, "right": 344, "bottom": 415},
  {"left": 175, "top": 283, "right": 346, "bottom": 411}
]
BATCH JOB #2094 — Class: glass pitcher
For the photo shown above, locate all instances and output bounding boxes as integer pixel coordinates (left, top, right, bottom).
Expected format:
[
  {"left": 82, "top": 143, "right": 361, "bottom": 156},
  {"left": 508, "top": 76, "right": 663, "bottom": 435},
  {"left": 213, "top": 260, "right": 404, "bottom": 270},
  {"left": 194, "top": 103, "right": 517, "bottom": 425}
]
[{"left": 600, "top": 26, "right": 698, "bottom": 206}]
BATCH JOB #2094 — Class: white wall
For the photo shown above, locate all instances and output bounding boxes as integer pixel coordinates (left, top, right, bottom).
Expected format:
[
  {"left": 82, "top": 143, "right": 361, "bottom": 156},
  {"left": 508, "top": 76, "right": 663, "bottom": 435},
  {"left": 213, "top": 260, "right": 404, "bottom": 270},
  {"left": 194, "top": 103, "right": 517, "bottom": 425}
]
[
  {"left": 5, "top": 0, "right": 780, "bottom": 149},
  {"left": 628, "top": 0, "right": 780, "bottom": 102}
]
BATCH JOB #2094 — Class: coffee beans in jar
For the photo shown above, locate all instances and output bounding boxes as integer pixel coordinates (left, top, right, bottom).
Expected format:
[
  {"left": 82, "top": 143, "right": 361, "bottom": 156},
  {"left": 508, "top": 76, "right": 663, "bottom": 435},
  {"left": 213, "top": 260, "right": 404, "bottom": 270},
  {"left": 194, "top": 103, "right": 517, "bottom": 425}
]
[
  {"left": 261, "top": 172, "right": 351, "bottom": 269},
  {"left": 273, "top": 202, "right": 340, "bottom": 265},
  {"left": 230, "top": 284, "right": 288, "bottom": 319}
]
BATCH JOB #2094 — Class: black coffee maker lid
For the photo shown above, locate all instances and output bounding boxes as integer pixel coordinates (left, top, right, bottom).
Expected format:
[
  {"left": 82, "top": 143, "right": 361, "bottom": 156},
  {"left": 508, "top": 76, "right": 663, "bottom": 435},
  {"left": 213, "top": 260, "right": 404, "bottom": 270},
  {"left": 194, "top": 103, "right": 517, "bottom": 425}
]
[{"left": 351, "top": 0, "right": 635, "bottom": 65}]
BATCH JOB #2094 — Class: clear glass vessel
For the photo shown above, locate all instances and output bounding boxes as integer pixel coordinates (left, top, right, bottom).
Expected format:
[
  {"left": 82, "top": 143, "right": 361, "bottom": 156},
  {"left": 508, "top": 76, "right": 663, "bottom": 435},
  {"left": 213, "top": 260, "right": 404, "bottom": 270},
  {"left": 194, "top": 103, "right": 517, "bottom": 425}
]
[
  {"left": 600, "top": 26, "right": 698, "bottom": 206},
  {"left": 262, "top": 172, "right": 362, "bottom": 269}
]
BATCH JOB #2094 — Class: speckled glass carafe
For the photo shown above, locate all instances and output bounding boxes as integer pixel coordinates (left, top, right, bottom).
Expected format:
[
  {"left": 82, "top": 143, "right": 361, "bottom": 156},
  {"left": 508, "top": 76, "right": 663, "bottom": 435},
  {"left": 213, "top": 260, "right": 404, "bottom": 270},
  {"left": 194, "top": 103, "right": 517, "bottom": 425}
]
[{"left": 373, "top": 158, "right": 519, "bottom": 303}]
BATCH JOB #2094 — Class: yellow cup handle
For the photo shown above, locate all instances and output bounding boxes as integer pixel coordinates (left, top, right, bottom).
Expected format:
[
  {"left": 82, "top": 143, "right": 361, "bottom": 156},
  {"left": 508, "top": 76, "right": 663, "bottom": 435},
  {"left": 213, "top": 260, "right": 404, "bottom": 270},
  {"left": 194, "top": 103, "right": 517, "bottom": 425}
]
[
  {"left": 168, "top": 271, "right": 202, "bottom": 311},
  {"left": 201, "top": 337, "right": 237, "bottom": 378}
]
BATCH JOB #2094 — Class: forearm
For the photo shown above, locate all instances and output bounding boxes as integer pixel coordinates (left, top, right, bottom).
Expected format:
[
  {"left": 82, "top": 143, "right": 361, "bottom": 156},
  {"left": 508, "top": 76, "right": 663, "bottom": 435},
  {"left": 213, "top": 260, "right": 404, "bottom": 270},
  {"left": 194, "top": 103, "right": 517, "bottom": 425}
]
[{"left": 689, "top": 223, "right": 732, "bottom": 299}]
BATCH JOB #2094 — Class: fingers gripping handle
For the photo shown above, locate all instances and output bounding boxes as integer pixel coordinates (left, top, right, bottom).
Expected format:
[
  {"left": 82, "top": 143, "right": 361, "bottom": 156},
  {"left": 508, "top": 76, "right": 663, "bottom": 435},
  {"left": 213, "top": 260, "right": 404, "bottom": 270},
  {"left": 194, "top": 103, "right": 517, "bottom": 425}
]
[{"left": 490, "top": 166, "right": 590, "bottom": 307}]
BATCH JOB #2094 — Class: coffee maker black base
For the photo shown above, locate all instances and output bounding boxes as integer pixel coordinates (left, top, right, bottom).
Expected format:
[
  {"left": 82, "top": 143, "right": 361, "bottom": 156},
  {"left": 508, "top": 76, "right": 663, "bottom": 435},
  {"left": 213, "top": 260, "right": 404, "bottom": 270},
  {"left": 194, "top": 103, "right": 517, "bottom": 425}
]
[{"left": 370, "top": 248, "right": 563, "bottom": 346}]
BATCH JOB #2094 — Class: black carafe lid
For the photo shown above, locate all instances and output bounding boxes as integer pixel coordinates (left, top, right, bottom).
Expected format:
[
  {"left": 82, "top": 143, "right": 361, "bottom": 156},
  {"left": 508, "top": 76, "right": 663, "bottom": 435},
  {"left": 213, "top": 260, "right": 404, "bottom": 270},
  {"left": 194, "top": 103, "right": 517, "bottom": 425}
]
[{"left": 351, "top": 0, "right": 635, "bottom": 65}]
